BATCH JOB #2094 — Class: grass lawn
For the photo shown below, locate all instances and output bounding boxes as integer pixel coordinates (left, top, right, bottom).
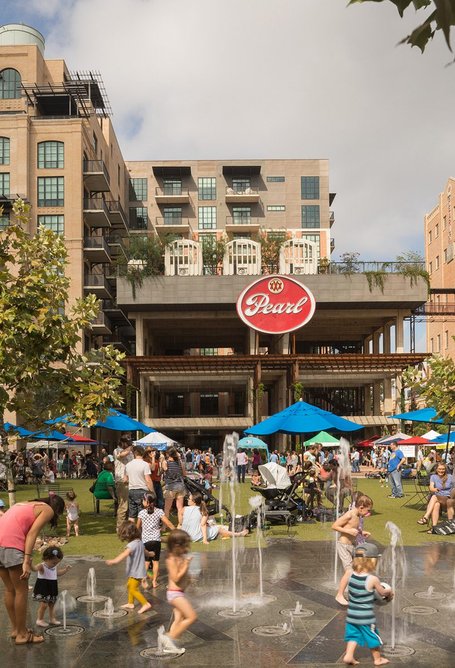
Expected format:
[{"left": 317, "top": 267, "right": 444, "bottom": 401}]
[{"left": 1, "top": 475, "right": 447, "bottom": 560}]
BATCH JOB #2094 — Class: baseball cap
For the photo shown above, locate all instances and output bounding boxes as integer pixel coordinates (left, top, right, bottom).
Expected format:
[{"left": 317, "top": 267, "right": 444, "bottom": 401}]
[
  {"left": 354, "top": 542, "right": 381, "bottom": 558},
  {"left": 0, "top": 499, "right": 5, "bottom": 508}
]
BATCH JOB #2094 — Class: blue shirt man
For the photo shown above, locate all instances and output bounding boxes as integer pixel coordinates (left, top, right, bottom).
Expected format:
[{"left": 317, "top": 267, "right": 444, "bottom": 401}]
[{"left": 387, "top": 443, "right": 404, "bottom": 498}]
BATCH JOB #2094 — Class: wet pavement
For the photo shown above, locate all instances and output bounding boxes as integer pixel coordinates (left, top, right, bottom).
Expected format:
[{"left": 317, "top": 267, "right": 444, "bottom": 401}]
[{"left": 1, "top": 539, "right": 454, "bottom": 667}]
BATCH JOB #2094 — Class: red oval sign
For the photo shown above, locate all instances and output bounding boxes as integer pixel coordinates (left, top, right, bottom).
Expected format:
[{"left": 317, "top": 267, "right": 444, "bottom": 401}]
[{"left": 236, "top": 275, "right": 316, "bottom": 334}]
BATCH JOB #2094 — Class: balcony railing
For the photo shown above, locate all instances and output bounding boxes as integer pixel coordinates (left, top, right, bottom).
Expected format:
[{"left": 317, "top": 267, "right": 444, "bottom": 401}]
[
  {"left": 83, "top": 159, "right": 110, "bottom": 191},
  {"left": 83, "top": 274, "right": 114, "bottom": 299},
  {"left": 225, "top": 186, "right": 260, "bottom": 202},
  {"left": 105, "top": 200, "right": 128, "bottom": 231},
  {"left": 225, "top": 216, "right": 261, "bottom": 227},
  {"left": 155, "top": 216, "right": 191, "bottom": 227},
  {"left": 83, "top": 236, "right": 112, "bottom": 263},
  {"left": 83, "top": 198, "right": 111, "bottom": 228},
  {"left": 325, "top": 261, "right": 426, "bottom": 275},
  {"left": 154, "top": 187, "right": 190, "bottom": 203}
]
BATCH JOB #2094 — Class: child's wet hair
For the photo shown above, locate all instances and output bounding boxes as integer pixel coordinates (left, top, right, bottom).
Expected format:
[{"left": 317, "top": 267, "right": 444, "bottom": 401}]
[
  {"left": 118, "top": 521, "right": 141, "bottom": 542},
  {"left": 167, "top": 529, "right": 191, "bottom": 555},
  {"left": 355, "top": 494, "right": 373, "bottom": 508},
  {"left": 42, "top": 546, "right": 63, "bottom": 561},
  {"left": 352, "top": 556, "right": 377, "bottom": 573}
]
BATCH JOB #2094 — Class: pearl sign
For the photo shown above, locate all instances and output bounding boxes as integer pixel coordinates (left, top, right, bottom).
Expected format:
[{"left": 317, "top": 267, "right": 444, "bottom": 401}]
[{"left": 236, "top": 275, "right": 316, "bottom": 335}]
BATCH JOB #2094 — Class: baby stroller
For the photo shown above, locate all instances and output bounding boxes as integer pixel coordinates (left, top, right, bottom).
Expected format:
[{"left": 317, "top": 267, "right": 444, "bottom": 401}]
[
  {"left": 251, "top": 462, "right": 308, "bottom": 525},
  {"left": 183, "top": 474, "right": 257, "bottom": 532}
]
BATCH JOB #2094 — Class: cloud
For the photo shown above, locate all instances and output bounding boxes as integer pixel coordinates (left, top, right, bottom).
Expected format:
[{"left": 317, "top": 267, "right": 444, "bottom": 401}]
[{"left": 6, "top": 0, "right": 455, "bottom": 260}]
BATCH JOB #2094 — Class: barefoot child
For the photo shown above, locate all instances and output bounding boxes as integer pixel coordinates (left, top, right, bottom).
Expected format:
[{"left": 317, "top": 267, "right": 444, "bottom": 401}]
[
  {"left": 332, "top": 494, "right": 373, "bottom": 605},
  {"left": 32, "top": 546, "right": 71, "bottom": 627},
  {"left": 160, "top": 529, "right": 197, "bottom": 656},
  {"left": 105, "top": 521, "right": 152, "bottom": 614},
  {"left": 343, "top": 542, "right": 393, "bottom": 666},
  {"left": 137, "top": 492, "right": 175, "bottom": 588},
  {"left": 65, "top": 490, "right": 80, "bottom": 537}
]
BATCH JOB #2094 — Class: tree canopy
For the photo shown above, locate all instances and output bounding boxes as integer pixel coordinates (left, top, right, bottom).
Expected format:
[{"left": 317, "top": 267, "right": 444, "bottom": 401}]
[
  {"left": 0, "top": 200, "right": 125, "bottom": 503},
  {"left": 403, "top": 350, "right": 455, "bottom": 422},
  {"left": 349, "top": 0, "right": 455, "bottom": 54}
]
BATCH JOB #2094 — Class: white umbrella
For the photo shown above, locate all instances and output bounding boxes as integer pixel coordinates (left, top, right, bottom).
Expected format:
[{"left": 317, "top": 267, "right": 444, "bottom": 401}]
[
  {"left": 134, "top": 431, "right": 176, "bottom": 449},
  {"left": 422, "top": 429, "right": 441, "bottom": 441}
]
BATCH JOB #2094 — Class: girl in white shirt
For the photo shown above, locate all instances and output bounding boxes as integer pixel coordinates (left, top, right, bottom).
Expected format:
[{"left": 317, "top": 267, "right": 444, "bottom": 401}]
[{"left": 137, "top": 493, "right": 175, "bottom": 588}]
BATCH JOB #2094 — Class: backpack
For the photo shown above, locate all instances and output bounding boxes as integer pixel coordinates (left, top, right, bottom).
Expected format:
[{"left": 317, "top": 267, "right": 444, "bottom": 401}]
[{"left": 432, "top": 519, "right": 455, "bottom": 536}]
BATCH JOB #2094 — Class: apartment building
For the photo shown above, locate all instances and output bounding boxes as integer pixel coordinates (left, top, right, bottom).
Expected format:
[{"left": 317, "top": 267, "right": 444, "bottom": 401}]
[
  {"left": 1, "top": 24, "right": 429, "bottom": 448},
  {"left": 424, "top": 177, "right": 455, "bottom": 360}
]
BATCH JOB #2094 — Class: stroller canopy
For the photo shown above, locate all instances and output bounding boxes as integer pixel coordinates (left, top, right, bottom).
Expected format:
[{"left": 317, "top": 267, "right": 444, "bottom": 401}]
[{"left": 258, "top": 462, "right": 291, "bottom": 489}]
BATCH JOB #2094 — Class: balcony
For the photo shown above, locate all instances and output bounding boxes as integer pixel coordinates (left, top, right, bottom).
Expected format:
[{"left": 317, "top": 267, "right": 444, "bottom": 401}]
[
  {"left": 91, "top": 311, "right": 112, "bottom": 336},
  {"left": 83, "top": 198, "right": 111, "bottom": 228},
  {"left": 83, "top": 159, "right": 110, "bottom": 192},
  {"left": 102, "top": 299, "right": 132, "bottom": 326},
  {"left": 106, "top": 200, "right": 128, "bottom": 233},
  {"left": 83, "top": 236, "right": 112, "bottom": 263},
  {"left": 83, "top": 274, "right": 114, "bottom": 299},
  {"left": 329, "top": 210, "right": 335, "bottom": 227},
  {"left": 105, "top": 233, "right": 127, "bottom": 259},
  {"left": 155, "top": 186, "right": 190, "bottom": 204},
  {"left": 154, "top": 216, "right": 192, "bottom": 236},
  {"left": 225, "top": 186, "right": 260, "bottom": 203},
  {"left": 225, "top": 216, "right": 261, "bottom": 233}
]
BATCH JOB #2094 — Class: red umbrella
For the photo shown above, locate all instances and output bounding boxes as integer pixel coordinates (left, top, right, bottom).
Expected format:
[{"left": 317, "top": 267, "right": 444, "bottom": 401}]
[
  {"left": 357, "top": 435, "right": 381, "bottom": 447},
  {"left": 63, "top": 432, "right": 98, "bottom": 444},
  {"left": 396, "top": 436, "right": 432, "bottom": 445}
]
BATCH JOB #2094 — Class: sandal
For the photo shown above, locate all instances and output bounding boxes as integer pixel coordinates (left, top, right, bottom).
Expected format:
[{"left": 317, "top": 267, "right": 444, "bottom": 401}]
[
  {"left": 417, "top": 517, "right": 428, "bottom": 525},
  {"left": 426, "top": 529, "right": 433, "bottom": 534},
  {"left": 15, "top": 630, "right": 44, "bottom": 645}
]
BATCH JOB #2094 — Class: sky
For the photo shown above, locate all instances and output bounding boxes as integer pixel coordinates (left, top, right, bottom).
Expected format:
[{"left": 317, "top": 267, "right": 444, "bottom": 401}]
[{"left": 2, "top": 0, "right": 454, "bottom": 264}]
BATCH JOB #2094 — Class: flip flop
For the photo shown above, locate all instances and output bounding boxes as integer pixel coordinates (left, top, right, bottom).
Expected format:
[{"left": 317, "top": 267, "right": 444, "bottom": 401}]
[
  {"left": 417, "top": 517, "right": 428, "bottom": 525},
  {"left": 15, "top": 630, "right": 44, "bottom": 645}
]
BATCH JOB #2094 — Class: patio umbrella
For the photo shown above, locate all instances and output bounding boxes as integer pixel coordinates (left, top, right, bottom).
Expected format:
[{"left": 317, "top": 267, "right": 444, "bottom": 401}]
[
  {"left": 304, "top": 431, "right": 340, "bottom": 447},
  {"left": 47, "top": 409, "right": 154, "bottom": 434},
  {"left": 375, "top": 432, "right": 410, "bottom": 445},
  {"left": 245, "top": 399, "right": 362, "bottom": 436},
  {"left": 4, "top": 422, "right": 35, "bottom": 437},
  {"left": 238, "top": 436, "right": 270, "bottom": 460},
  {"left": 422, "top": 429, "right": 441, "bottom": 441},
  {"left": 134, "top": 431, "right": 175, "bottom": 450}
]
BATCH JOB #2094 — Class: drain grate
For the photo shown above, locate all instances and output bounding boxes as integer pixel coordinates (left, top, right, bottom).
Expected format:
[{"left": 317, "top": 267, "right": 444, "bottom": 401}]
[
  {"left": 92, "top": 609, "right": 128, "bottom": 619},
  {"left": 414, "top": 590, "right": 445, "bottom": 600},
  {"left": 45, "top": 625, "right": 85, "bottom": 637},
  {"left": 140, "top": 647, "right": 180, "bottom": 659},
  {"left": 217, "top": 608, "right": 253, "bottom": 618},
  {"left": 402, "top": 605, "right": 438, "bottom": 615},
  {"left": 382, "top": 645, "right": 415, "bottom": 657},
  {"left": 252, "top": 624, "right": 291, "bottom": 637},
  {"left": 280, "top": 607, "right": 314, "bottom": 618},
  {"left": 77, "top": 595, "right": 108, "bottom": 603}
]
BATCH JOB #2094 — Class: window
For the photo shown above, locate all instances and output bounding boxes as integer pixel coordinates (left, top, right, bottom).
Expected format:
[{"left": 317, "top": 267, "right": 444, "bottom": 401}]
[
  {"left": 0, "top": 172, "right": 10, "bottom": 196},
  {"left": 444, "top": 248, "right": 448, "bottom": 263},
  {"left": 38, "top": 215, "right": 64, "bottom": 235},
  {"left": 232, "top": 206, "right": 251, "bottom": 224},
  {"left": 435, "top": 255, "right": 440, "bottom": 270},
  {"left": 37, "top": 177, "right": 64, "bottom": 207},
  {"left": 165, "top": 393, "right": 185, "bottom": 416},
  {"left": 198, "top": 177, "right": 216, "bottom": 200},
  {"left": 430, "top": 338, "right": 434, "bottom": 353},
  {"left": 163, "top": 207, "right": 182, "bottom": 223},
  {"left": 200, "top": 348, "right": 216, "bottom": 356},
  {"left": 200, "top": 393, "right": 219, "bottom": 416},
  {"left": 92, "top": 132, "right": 98, "bottom": 157},
  {"left": 437, "top": 334, "right": 441, "bottom": 353},
  {"left": 443, "top": 215, "right": 447, "bottom": 230},
  {"left": 129, "top": 178, "right": 148, "bottom": 201},
  {"left": 301, "top": 176, "right": 320, "bottom": 199},
  {"left": 428, "top": 230, "right": 432, "bottom": 244},
  {"left": 429, "top": 261, "right": 433, "bottom": 273},
  {"left": 232, "top": 178, "right": 250, "bottom": 192},
  {"left": 267, "top": 205, "right": 286, "bottom": 211},
  {"left": 37, "top": 141, "right": 64, "bottom": 169},
  {"left": 0, "top": 137, "right": 10, "bottom": 165},
  {"left": 233, "top": 232, "right": 251, "bottom": 239},
  {"left": 435, "top": 223, "right": 439, "bottom": 238},
  {"left": 301, "top": 205, "right": 320, "bottom": 228},
  {"left": 445, "top": 330, "right": 449, "bottom": 350},
  {"left": 0, "top": 211, "right": 9, "bottom": 230},
  {"left": 163, "top": 179, "right": 182, "bottom": 195},
  {"left": 198, "top": 206, "right": 216, "bottom": 230},
  {"left": 302, "top": 233, "right": 320, "bottom": 257},
  {"left": 0, "top": 68, "right": 21, "bottom": 99},
  {"left": 129, "top": 206, "right": 148, "bottom": 229},
  {"left": 267, "top": 176, "right": 285, "bottom": 182}
]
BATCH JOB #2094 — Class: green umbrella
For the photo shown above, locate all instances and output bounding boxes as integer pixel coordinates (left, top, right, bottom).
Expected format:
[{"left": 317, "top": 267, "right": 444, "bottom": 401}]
[{"left": 304, "top": 430, "right": 340, "bottom": 447}]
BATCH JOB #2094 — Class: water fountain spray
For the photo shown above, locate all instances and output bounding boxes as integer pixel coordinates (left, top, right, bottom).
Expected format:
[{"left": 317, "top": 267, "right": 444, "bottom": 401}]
[
  {"left": 333, "top": 437, "right": 352, "bottom": 585},
  {"left": 249, "top": 494, "right": 265, "bottom": 598}
]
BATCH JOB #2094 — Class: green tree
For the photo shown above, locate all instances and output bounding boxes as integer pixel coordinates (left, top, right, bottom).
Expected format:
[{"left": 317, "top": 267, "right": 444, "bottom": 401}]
[
  {"left": 0, "top": 200, "right": 125, "bottom": 505},
  {"left": 403, "top": 350, "right": 455, "bottom": 422},
  {"left": 349, "top": 1, "right": 455, "bottom": 54}
]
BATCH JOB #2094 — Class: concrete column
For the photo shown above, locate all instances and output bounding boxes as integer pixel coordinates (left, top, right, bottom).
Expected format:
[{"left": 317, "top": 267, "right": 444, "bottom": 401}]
[
  {"left": 364, "top": 335, "right": 372, "bottom": 354},
  {"left": 395, "top": 311, "right": 405, "bottom": 353},
  {"left": 248, "top": 328, "right": 256, "bottom": 355},
  {"left": 372, "top": 382, "right": 381, "bottom": 415},
  {"left": 383, "top": 377, "right": 393, "bottom": 414},
  {"left": 373, "top": 329, "right": 381, "bottom": 354},
  {"left": 383, "top": 323, "right": 391, "bottom": 354},
  {"left": 140, "top": 375, "right": 148, "bottom": 419},
  {"left": 277, "top": 333, "right": 290, "bottom": 355},
  {"left": 364, "top": 385, "right": 372, "bottom": 415},
  {"left": 247, "top": 376, "right": 254, "bottom": 423},
  {"left": 135, "top": 314, "right": 144, "bottom": 356}
]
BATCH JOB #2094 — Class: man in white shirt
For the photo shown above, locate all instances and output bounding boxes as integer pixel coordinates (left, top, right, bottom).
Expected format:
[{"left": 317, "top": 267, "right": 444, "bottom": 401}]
[
  {"left": 113, "top": 435, "right": 134, "bottom": 529},
  {"left": 124, "top": 446, "right": 154, "bottom": 521}
]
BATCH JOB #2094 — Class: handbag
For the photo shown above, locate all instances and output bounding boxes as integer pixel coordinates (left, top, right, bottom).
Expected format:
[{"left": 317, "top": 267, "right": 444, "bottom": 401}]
[
  {"left": 89, "top": 480, "right": 97, "bottom": 494},
  {"left": 432, "top": 519, "right": 455, "bottom": 535}
]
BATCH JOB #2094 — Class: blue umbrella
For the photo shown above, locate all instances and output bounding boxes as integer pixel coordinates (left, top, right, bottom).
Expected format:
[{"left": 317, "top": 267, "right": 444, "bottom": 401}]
[
  {"left": 29, "top": 429, "right": 68, "bottom": 441},
  {"left": 4, "top": 422, "right": 35, "bottom": 437},
  {"left": 245, "top": 399, "right": 362, "bottom": 436},
  {"left": 390, "top": 408, "right": 455, "bottom": 459},
  {"left": 47, "top": 409, "right": 154, "bottom": 434},
  {"left": 429, "top": 432, "right": 455, "bottom": 444},
  {"left": 238, "top": 436, "right": 269, "bottom": 449}
]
